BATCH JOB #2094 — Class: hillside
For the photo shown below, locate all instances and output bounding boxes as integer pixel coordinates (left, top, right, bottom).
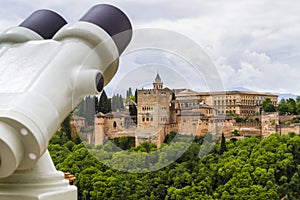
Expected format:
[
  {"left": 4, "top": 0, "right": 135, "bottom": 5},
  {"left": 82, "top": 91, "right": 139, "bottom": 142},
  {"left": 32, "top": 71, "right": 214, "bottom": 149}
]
[{"left": 49, "top": 131, "right": 300, "bottom": 200}]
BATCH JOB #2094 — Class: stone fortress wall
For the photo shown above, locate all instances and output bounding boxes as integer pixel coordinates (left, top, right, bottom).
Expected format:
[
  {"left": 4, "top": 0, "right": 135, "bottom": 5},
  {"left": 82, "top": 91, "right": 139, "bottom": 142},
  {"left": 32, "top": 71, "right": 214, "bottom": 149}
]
[{"left": 72, "top": 73, "right": 296, "bottom": 147}]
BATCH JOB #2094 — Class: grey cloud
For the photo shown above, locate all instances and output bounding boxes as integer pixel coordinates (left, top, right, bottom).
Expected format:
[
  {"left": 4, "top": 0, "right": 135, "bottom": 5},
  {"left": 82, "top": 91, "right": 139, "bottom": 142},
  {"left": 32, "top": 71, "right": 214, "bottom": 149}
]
[{"left": 1, "top": 0, "right": 300, "bottom": 95}]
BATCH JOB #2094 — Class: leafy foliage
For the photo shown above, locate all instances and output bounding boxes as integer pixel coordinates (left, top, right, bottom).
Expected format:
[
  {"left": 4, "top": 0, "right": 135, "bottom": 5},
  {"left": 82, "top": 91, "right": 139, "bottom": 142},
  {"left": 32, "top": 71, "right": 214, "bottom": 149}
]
[
  {"left": 49, "top": 131, "right": 300, "bottom": 200},
  {"left": 111, "top": 136, "right": 135, "bottom": 150},
  {"left": 278, "top": 97, "right": 300, "bottom": 115},
  {"left": 261, "top": 98, "right": 276, "bottom": 112},
  {"left": 61, "top": 114, "right": 72, "bottom": 140}
]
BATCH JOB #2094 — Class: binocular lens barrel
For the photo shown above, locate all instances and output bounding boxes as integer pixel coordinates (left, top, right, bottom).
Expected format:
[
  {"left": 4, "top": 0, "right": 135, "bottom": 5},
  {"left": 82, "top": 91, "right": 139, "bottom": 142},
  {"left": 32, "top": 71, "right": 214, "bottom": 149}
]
[
  {"left": 19, "top": 4, "right": 132, "bottom": 55},
  {"left": 19, "top": 9, "right": 67, "bottom": 39},
  {"left": 80, "top": 4, "right": 132, "bottom": 55}
]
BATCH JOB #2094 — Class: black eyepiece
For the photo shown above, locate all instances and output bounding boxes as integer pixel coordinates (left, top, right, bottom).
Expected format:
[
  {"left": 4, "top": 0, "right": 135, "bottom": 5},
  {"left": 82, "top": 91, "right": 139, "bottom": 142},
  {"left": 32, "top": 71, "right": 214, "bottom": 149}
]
[
  {"left": 19, "top": 9, "right": 67, "bottom": 39},
  {"left": 80, "top": 4, "right": 132, "bottom": 55},
  {"left": 96, "top": 72, "right": 104, "bottom": 92}
]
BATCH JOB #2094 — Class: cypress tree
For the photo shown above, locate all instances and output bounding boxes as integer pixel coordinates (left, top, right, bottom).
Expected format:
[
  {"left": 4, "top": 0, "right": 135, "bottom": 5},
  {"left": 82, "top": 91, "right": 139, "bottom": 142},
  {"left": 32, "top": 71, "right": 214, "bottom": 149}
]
[
  {"left": 98, "top": 90, "right": 111, "bottom": 114},
  {"left": 119, "top": 94, "right": 124, "bottom": 110},
  {"left": 77, "top": 99, "right": 85, "bottom": 117},
  {"left": 129, "top": 104, "right": 137, "bottom": 116},
  {"left": 85, "top": 96, "right": 96, "bottom": 126},
  {"left": 94, "top": 96, "right": 99, "bottom": 113},
  {"left": 126, "top": 87, "right": 133, "bottom": 99},
  {"left": 128, "top": 87, "right": 132, "bottom": 97},
  {"left": 111, "top": 93, "right": 124, "bottom": 111},
  {"left": 61, "top": 114, "right": 72, "bottom": 140},
  {"left": 220, "top": 132, "right": 227, "bottom": 154},
  {"left": 116, "top": 94, "right": 120, "bottom": 110},
  {"left": 134, "top": 89, "right": 138, "bottom": 103}
]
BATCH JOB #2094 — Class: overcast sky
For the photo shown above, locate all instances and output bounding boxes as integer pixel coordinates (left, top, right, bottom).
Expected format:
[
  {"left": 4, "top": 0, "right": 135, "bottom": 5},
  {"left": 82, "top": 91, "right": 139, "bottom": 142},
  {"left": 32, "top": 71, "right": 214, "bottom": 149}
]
[{"left": 1, "top": 0, "right": 300, "bottom": 96}]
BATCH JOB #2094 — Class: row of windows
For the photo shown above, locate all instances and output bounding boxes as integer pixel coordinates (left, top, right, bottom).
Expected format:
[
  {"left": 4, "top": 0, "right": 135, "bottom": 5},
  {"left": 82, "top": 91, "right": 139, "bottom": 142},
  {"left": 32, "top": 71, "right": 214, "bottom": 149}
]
[
  {"left": 213, "top": 95, "right": 275, "bottom": 100},
  {"left": 213, "top": 96, "right": 236, "bottom": 99},
  {"left": 241, "top": 110, "right": 256, "bottom": 114},
  {"left": 142, "top": 117, "right": 153, "bottom": 122},
  {"left": 141, "top": 91, "right": 169, "bottom": 95},
  {"left": 217, "top": 110, "right": 237, "bottom": 114},
  {"left": 206, "top": 110, "right": 212, "bottom": 114},
  {"left": 241, "top": 99, "right": 254, "bottom": 103},
  {"left": 214, "top": 100, "right": 236, "bottom": 106},
  {"left": 153, "top": 84, "right": 163, "bottom": 89},
  {"left": 141, "top": 106, "right": 168, "bottom": 111},
  {"left": 178, "top": 102, "right": 198, "bottom": 108},
  {"left": 199, "top": 122, "right": 208, "bottom": 126},
  {"left": 227, "top": 110, "right": 236, "bottom": 114},
  {"left": 141, "top": 117, "right": 168, "bottom": 122},
  {"left": 241, "top": 95, "right": 254, "bottom": 99},
  {"left": 142, "top": 106, "right": 153, "bottom": 111}
]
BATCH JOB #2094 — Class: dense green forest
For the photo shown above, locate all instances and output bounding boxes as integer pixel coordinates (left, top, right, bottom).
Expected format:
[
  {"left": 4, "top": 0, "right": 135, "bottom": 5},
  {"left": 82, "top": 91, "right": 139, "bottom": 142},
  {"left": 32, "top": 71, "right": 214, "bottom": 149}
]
[
  {"left": 278, "top": 97, "right": 300, "bottom": 115},
  {"left": 49, "top": 130, "right": 300, "bottom": 200}
]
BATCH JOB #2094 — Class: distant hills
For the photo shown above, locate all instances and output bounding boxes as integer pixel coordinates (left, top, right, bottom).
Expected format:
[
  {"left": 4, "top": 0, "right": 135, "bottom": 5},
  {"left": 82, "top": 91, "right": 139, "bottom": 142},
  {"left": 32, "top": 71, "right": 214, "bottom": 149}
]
[
  {"left": 225, "top": 87, "right": 253, "bottom": 92},
  {"left": 275, "top": 93, "right": 298, "bottom": 101}
]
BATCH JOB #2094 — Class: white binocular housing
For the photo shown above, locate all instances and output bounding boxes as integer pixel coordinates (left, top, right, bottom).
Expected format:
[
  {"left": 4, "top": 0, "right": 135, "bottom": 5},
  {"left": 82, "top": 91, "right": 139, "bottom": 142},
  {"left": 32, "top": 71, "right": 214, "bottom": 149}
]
[{"left": 0, "top": 4, "right": 132, "bottom": 178}]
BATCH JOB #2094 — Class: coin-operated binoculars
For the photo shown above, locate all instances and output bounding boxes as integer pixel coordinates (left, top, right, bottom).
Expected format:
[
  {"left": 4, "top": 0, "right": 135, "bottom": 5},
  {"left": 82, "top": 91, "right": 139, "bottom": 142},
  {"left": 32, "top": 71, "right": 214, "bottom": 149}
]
[{"left": 0, "top": 4, "right": 132, "bottom": 199}]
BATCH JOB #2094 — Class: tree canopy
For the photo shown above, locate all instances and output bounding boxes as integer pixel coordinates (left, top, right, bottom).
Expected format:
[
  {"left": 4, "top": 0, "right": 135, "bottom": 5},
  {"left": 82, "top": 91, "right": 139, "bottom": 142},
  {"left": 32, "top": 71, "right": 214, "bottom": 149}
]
[
  {"left": 98, "top": 90, "right": 111, "bottom": 114},
  {"left": 278, "top": 97, "right": 300, "bottom": 115},
  {"left": 49, "top": 128, "right": 300, "bottom": 200},
  {"left": 261, "top": 98, "right": 276, "bottom": 112}
]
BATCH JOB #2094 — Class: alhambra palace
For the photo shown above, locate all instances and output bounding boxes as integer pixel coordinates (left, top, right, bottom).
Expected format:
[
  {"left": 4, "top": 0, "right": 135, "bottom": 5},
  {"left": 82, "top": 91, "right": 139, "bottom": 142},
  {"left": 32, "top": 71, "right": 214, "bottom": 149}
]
[{"left": 71, "top": 74, "right": 300, "bottom": 147}]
